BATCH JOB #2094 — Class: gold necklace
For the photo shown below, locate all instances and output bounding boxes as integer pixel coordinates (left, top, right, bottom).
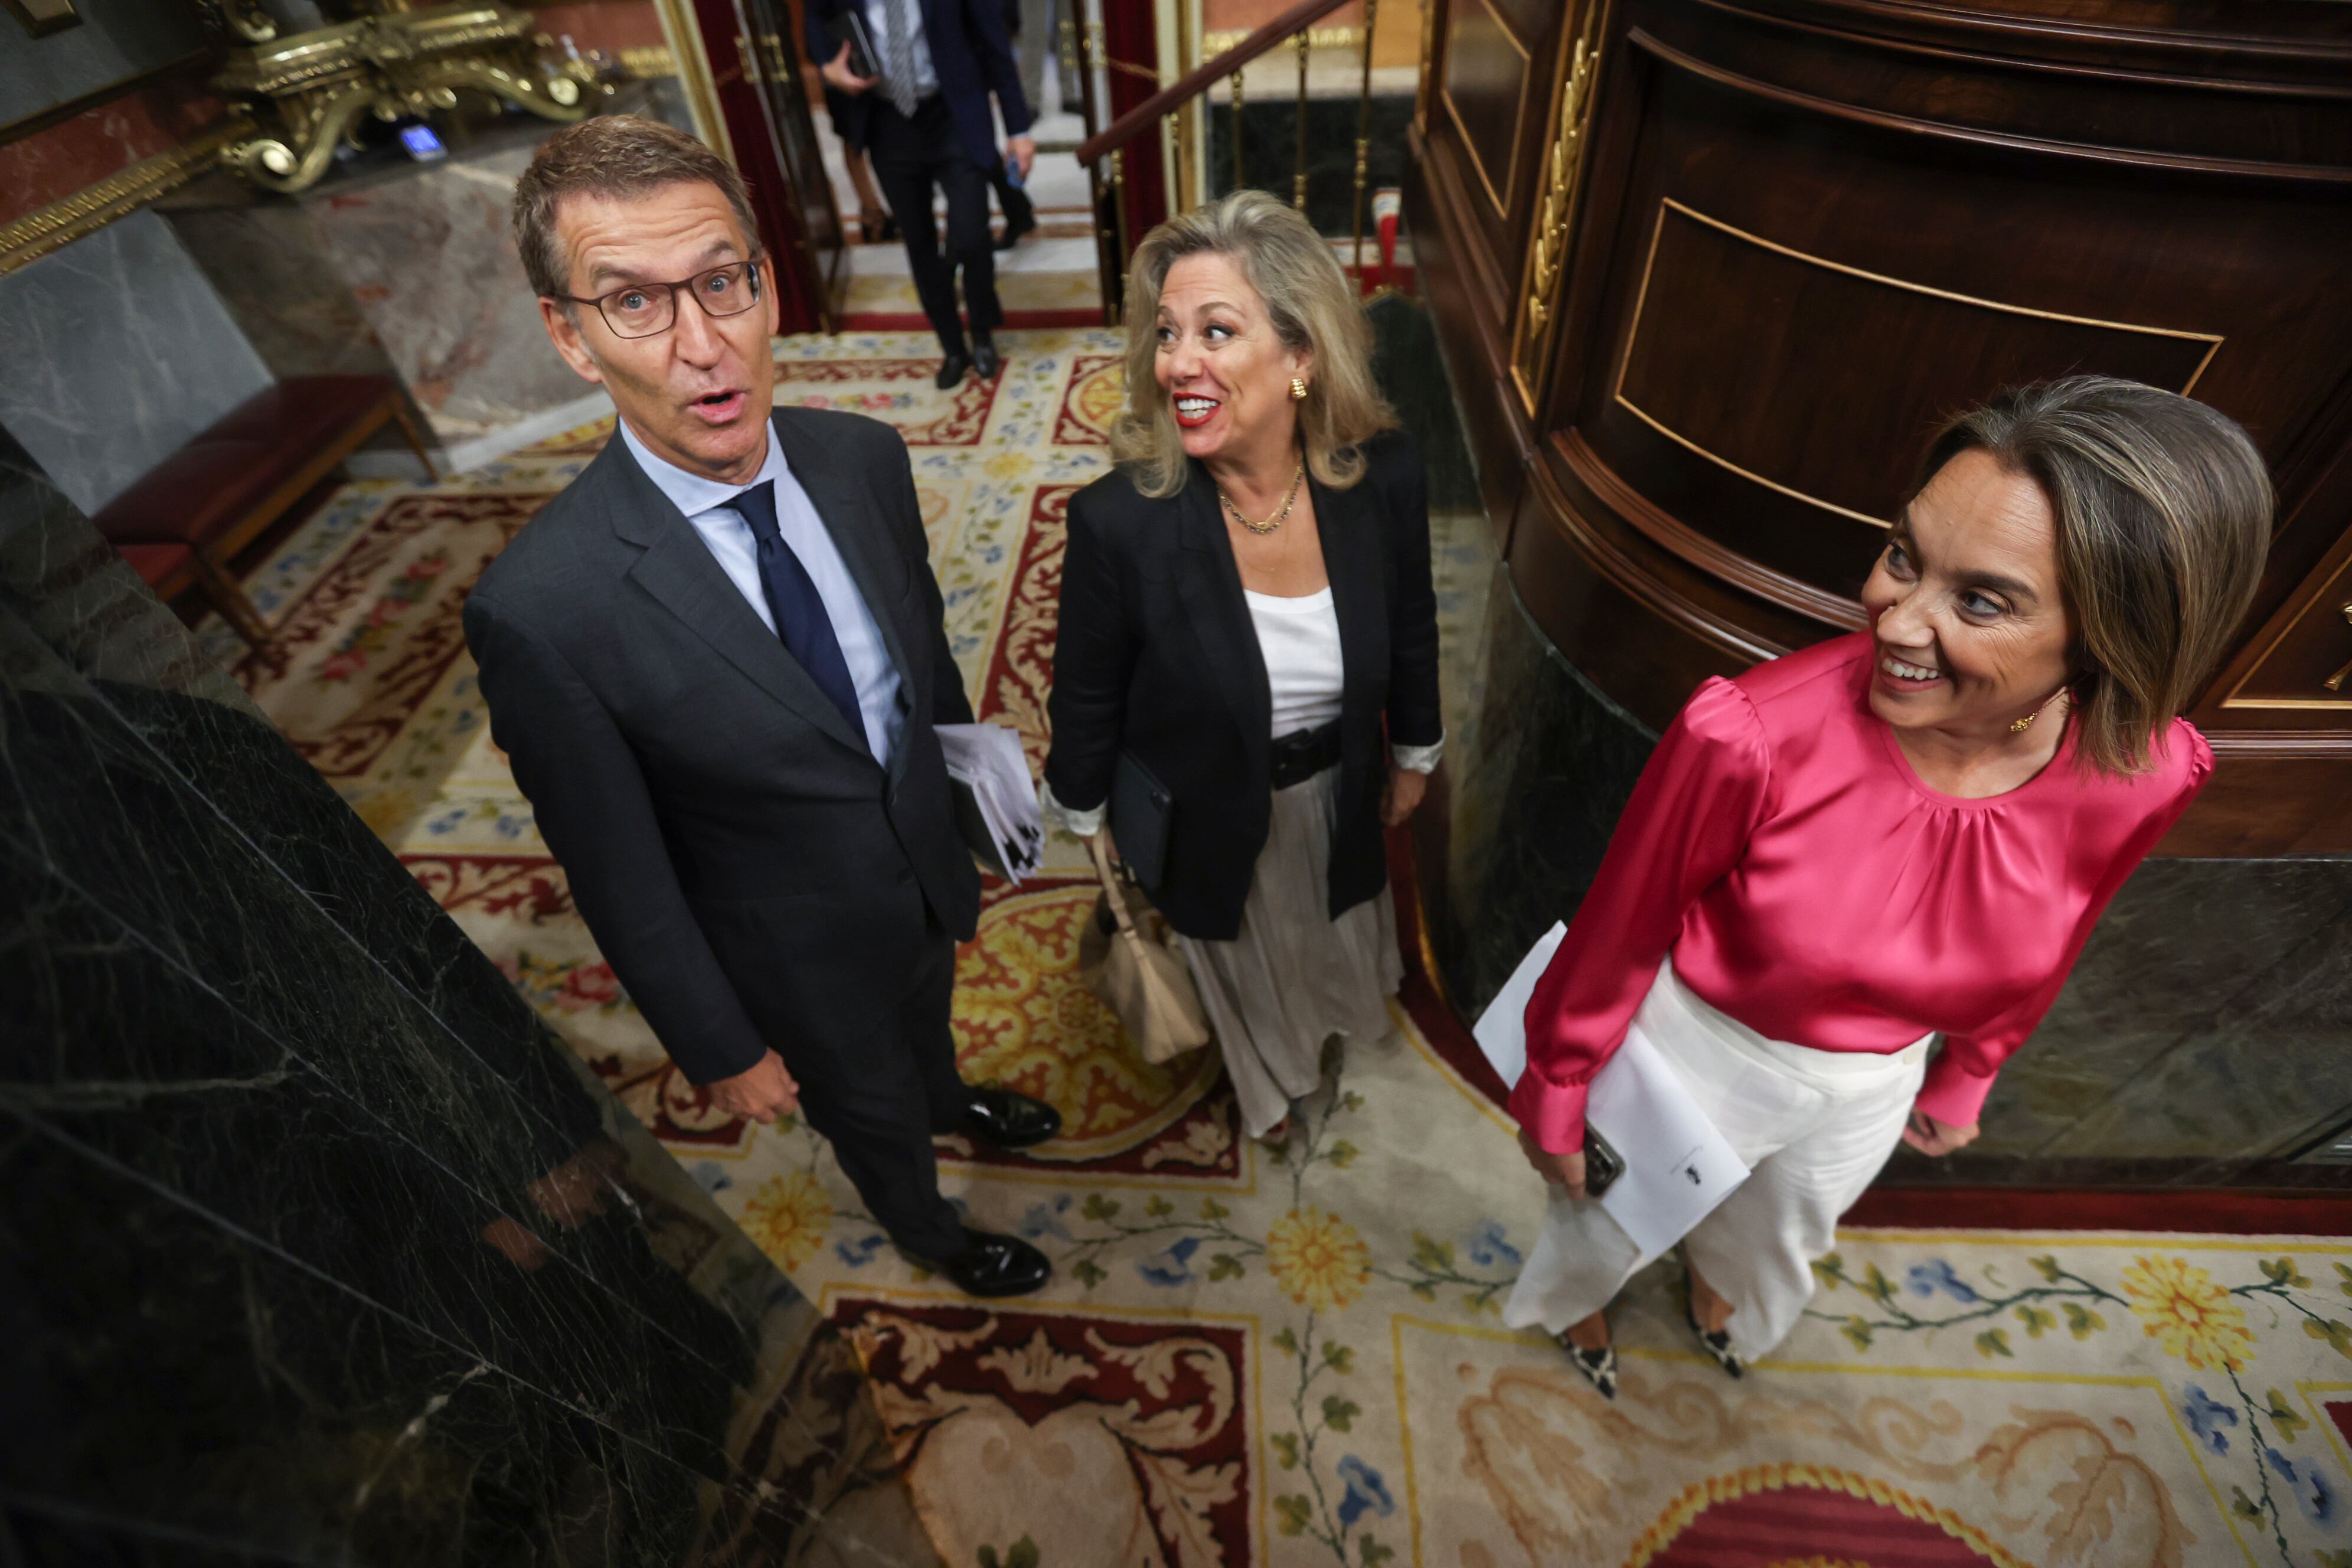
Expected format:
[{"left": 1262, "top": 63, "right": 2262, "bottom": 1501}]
[
  {"left": 1218, "top": 462, "right": 1306, "bottom": 535},
  {"left": 2009, "top": 687, "right": 2069, "bottom": 734}
]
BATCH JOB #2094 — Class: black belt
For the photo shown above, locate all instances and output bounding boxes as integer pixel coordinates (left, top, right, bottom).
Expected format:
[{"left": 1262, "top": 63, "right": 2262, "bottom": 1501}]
[{"left": 1270, "top": 721, "right": 1343, "bottom": 789}]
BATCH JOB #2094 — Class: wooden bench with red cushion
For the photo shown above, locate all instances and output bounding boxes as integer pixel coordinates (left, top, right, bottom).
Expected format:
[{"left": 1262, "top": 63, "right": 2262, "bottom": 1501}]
[{"left": 97, "top": 374, "right": 434, "bottom": 649}]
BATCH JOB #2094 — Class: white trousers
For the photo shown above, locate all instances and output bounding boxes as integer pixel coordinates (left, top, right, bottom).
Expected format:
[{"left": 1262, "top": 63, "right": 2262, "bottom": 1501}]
[{"left": 1504, "top": 961, "right": 1930, "bottom": 1363}]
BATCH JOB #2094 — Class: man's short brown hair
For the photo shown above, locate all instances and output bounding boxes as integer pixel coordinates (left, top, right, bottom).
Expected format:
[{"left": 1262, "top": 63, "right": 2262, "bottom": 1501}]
[{"left": 511, "top": 115, "right": 762, "bottom": 300}]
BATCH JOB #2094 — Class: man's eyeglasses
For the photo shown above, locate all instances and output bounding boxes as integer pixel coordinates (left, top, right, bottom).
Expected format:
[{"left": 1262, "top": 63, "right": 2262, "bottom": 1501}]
[{"left": 556, "top": 260, "right": 764, "bottom": 339}]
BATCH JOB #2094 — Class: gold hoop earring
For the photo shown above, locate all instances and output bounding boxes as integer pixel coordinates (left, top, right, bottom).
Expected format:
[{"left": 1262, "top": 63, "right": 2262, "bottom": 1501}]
[{"left": 1290, "top": 377, "right": 1308, "bottom": 401}]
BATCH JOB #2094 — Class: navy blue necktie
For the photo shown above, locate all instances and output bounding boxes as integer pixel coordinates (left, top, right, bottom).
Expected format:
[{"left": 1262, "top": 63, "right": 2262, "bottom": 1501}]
[{"left": 731, "top": 480, "right": 867, "bottom": 752}]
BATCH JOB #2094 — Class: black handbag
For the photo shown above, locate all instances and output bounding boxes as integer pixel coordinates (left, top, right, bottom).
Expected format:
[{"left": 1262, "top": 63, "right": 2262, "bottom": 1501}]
[{"left": 1109, "top": 752, "right": 1173, "bottom": 893}]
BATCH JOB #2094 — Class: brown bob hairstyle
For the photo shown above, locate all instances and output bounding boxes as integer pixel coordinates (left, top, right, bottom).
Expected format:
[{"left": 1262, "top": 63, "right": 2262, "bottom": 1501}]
[{"left": 1916, "top": 375, "right": 2270, "bottom": 776}]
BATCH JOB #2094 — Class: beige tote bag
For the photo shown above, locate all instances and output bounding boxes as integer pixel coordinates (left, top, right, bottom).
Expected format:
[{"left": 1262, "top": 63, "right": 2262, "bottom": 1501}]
[{"left": 1077, "top": 836, "right": 1211, "bottom": 1064}]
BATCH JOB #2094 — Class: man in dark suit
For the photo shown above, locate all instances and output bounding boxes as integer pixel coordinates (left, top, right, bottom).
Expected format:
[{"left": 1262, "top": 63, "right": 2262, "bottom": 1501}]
[
  {"left": 807, "top": 0, "right": 1033, "bottom": 386},
  {"left": 467, "top": 115, "right": 1057, "bottom": 1297}
]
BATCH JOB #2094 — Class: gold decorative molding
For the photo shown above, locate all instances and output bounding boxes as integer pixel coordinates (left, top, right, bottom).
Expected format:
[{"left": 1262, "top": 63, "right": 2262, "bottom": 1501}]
[
  {"left": 616, "top": 44, "right": 677, "bottom": 79},
  {"left": 213, "top": 1, "right": 602, "bottom": 194},
  {"left": 1507, "top": 0, "right": 1604, "bottom": 414},
  {"left": 649, "top": 0, "right": 730, "bottom": 161},
  {"left": 1413, "top": 0, "right": 1438, "bottom": 133},
  {"left": 0, "top": 120, "right": 250, "bottom": 277},
  {"left": 2222, "top": 553, "right": 2352, "bottom": 712},
  {"left": 1608, "top": 198, "right": 2226, "bottom": 528}
]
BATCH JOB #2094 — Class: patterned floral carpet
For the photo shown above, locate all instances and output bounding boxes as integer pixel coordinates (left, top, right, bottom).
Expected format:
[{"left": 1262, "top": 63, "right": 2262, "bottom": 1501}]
[{"left": 212, "top": 329, "right": 2352, "bottom": 1568}]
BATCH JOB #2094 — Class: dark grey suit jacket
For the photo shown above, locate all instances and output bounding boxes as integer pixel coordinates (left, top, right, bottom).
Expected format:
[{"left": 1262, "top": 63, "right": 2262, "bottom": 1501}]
[{"left": 463, "top": 409, "right": 981, "bottom": 1085}]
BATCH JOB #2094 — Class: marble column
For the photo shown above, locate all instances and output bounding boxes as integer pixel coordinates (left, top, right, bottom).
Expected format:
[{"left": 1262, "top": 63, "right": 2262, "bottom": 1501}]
[
  {"left": 0, "top": 210, "right": 276, "bottom": 517},
  {"left": 0, "top": 430, "right": 942, "bottom": 1564}
]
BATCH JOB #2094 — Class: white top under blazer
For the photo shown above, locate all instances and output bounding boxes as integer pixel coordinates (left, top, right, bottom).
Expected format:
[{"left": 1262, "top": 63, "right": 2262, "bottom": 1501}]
[{"left": 1245, "top": 586, "right": 1346, "bottom": 737}]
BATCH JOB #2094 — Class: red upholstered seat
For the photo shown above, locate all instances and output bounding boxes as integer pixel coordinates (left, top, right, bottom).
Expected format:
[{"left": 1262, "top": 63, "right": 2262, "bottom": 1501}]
[
  {"left": 91, "top": 437, "right": 283, "bottom": 547},
  {"left": 87, "top": 372, "right": 419, "bottom": 652},
  {"left": 115, "top": 542, "right": 194, "bottom": 587},
  {"left": 205, "top": 374, "right": 392, "bottom": 449}
]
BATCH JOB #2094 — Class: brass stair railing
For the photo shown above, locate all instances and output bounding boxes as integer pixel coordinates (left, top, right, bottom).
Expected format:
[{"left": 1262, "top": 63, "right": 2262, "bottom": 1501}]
[{"left": 1072, "top": 0, "right": 1389, "bottom": 322}]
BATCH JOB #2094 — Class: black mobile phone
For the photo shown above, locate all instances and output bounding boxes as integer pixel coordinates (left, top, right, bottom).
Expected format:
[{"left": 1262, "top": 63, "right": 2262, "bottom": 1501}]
[
  {"left": 827, "top": 11, "right": 881, "bottom": 80},
  {"left": 1583, "top": 1127, "right": 1625, "bottom": 1198}
]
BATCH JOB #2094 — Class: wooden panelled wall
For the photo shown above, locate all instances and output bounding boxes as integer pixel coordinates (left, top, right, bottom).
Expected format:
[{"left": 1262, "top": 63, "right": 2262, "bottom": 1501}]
[{"left": 1405, "top": 0, "right": 2352, "bottom": 854}]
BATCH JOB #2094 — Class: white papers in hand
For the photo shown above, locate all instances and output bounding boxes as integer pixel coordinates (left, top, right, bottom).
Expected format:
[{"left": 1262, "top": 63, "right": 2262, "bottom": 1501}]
[
  {"left": 936, "top": 723, "right": 1044, "bottom": 884},
  {"left": 1473, "top": 923, "right": 1749, "bottom": 1264}
]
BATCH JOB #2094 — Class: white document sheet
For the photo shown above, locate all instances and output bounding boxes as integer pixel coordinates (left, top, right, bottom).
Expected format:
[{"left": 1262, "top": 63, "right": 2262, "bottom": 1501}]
[
  {"left": 1475, "top": 923, "right": 1749, "bottom": 1263},
  {"left": 935, "top": 723, "right": 1044, "bottom": 885}
]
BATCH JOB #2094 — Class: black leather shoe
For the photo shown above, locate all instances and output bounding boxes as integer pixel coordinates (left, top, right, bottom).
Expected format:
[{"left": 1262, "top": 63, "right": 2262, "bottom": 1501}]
[
  {"left": 963, "top": 1084, "right": 1060, "bottom": 1148},
  {"left": 994, "top": 211, "right": 1036, "bottom": 251},
  {"left": 934, "top": 351, "right": 971, "bottom": 390},
  {"left": 926, "top": 1226, "right": 1051, "bottom": 1298},
  {"left": 971, "top": 338, "right": 1001, "bottom": 380}
]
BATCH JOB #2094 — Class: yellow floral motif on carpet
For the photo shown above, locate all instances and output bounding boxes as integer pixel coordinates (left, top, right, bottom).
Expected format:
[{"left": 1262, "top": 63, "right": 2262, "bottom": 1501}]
[
  {"left": 1267, "top": 1207, "right": 1373, "bottom": 1314},
  {"left": 739, "top": 1170, "right": 834, "bottom": 1272},
  {"left": 2122, "top": 1254, "right": 2257, "bottom": 1373}
]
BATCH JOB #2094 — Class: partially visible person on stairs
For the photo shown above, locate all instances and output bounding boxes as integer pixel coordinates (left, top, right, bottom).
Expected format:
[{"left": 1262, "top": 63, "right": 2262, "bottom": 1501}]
[
  {"left": 1509, "top": 377, "right": 2271, "bottom": 1397},
  {"left": 806, "top": 0, "right": 1034, "bottom": 387},
  {"left": 1041, "top": 191, "right": 1443, "bottom": 1146}
]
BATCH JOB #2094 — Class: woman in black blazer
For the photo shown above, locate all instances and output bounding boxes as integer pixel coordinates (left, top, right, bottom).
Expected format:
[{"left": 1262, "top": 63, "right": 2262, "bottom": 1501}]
[{"left": 1043, "top": 191, "right": 1443, "bottom": 1142}]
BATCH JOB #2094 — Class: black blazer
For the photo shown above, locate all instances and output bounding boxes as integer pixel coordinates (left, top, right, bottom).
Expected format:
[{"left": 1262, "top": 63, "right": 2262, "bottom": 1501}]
[
  {"left": 1044, "top": 430, "right": 1442, "bottom": 940},
  {"left": 805, "top": 0, "right": 1032, "bottom": 168},
  {"left": 463, "top": 409, "right": 980, "bottom": 1086}
]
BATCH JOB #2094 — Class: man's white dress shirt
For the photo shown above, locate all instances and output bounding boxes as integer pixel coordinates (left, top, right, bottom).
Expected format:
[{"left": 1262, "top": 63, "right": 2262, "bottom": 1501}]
[{"left": 619, "top": 419, "right": 906, "bottom": 765}]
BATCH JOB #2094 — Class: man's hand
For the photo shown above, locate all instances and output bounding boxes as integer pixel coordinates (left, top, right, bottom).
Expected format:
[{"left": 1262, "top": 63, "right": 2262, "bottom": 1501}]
[
  {"left": 1381, "top": 763, "right": 1428, "bottom": 827},
  {"left": 1518, "top": 1128, "right": 1587, "bottom": 1198},
  {"left": 1901, "top": 1106, "right": 1979, "bottom": 1157},
  {"left": 822, "top": 40, "right": 878, "bottom": 94},
  {"left": 708, "top": 1048, "right": 801, "bottom": 1122},
  {"left": 1007, "top": 134, "right": 1036, "bottom": 181}
]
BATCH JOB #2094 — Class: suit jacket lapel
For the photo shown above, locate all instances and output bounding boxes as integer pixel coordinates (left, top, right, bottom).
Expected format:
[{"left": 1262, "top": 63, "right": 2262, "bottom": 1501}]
[
  {"left": 770, "top": 411, "right": 924, "bottom": 779},
  {"left": 1175, "top": 467, "right": 1272, "bottom": 746},
  {"left": 1313, "top": 468, "right": 1384, "bottom": 721},
  {"left": 603, "top": 426, "right": 875, "bottom": 762}
]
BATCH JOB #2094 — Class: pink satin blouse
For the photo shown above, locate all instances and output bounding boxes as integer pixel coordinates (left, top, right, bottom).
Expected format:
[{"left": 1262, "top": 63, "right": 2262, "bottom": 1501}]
[{"left": 1513, "top": 632, "right": 2210, "bottom": 1154}]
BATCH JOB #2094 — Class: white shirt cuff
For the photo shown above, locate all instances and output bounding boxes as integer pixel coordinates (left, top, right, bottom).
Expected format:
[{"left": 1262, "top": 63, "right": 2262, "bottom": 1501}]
[
  {"left": 1039, "top": 778, "right": 1106, "bottom": 838},
  {"left": 1391, "top": 731, "right": 1445, "bottom": 775}
]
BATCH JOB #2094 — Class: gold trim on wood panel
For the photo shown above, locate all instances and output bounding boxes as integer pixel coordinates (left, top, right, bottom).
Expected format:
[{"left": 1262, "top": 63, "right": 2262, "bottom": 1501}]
[
  {"left": 649, "top": 0, "right": 732, "bottom": 162},
  {"left": 1610, "top": 198, "right": 2228, "bottom": 528},
  {"left": 2221, "top": 550, "right": 2352, "bottom": 711},
  {"left": 1414, "top": 0, "right": 1438, "bottom": 133},
  {"left": 0, "top": 120, "right": 249, "bottom": 276},
  {"left": 1506, "top": 0, "right": 1603, "bottom": 414},
  {"left": 1437, "top": 0, "right": 1531, "bottom": 221}
]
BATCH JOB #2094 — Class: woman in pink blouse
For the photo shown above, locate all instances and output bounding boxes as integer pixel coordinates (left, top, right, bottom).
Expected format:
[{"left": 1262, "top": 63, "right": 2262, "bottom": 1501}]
[{"left": 1510, "top": 377, "right": 2272, "bottom": 1396}]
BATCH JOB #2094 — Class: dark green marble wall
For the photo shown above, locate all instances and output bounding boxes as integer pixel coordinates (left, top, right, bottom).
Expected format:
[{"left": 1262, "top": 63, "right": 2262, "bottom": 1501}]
[{"left": 0, "top": 435, "right": 939, "bottom": 1563}]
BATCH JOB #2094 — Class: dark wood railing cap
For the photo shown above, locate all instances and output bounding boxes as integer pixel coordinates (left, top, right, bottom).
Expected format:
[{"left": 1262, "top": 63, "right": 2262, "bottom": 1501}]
[{"left": 1076, "top": 0, "right": 1354, "bottom": 167}]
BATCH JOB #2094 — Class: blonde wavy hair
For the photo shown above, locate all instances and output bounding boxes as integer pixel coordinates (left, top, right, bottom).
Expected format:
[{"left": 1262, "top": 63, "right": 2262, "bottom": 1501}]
[{"left": 1110, "top": 190, "right": 1396, "bottom": 498}]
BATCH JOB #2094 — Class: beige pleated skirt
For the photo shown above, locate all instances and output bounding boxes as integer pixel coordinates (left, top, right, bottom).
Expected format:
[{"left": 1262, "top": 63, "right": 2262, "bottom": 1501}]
[{"left": 1174, "top": 767, "right": 1403, "bottom": 1139}]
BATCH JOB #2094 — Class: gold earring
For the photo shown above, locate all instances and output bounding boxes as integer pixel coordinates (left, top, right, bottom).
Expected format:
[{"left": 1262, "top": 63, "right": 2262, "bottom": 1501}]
[{"left": 1291, "top": 377, "right": 1308, "bottom": 401}]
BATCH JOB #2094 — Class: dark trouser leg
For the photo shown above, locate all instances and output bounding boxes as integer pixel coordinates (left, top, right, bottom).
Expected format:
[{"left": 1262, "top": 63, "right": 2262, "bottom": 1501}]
[
  {"left": 905, "top": 914, "right": 974, "bottom": 1133},
  {"left": 780, "top": 936, "right": 967, "bottom": 1260},
  {"left": 937, "top": 146, "right": 1002, "bottom": 337},
  {"left": 868, "top": 122, "right": 965, "bottom": 355}
]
